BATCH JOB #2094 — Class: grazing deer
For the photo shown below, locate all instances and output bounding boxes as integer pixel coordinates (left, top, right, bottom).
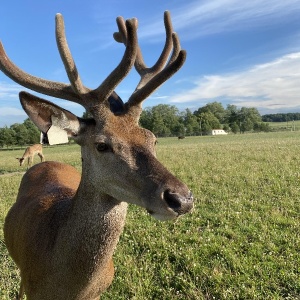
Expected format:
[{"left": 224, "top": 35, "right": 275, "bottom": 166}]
[
  {"left": 0, "top": 11, "right": 194, "bottom": 300},
  {"left": 16, "top": 144, "right": 45, "bottom": 169}
]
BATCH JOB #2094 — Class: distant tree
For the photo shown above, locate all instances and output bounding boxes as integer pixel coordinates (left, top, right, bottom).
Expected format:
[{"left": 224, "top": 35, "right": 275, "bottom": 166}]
[
  {"left": 230, "top": 122, "right": 240, "bottom": 134},
  {"left": 139, "top": 109, "right": 153, "bottom": 131},
  {"left": 152, "top": 112, "right": 171, "bottom": 137},
  {"left": 238, "top": 107, "right": 261, "bottom": 133},
  {"left": 11, "top": 123, "right": 29, "bottom": 146},
  {"left": 224, "top": 105, "right": 261, "bottom": 133},
  {"left": 253, "top": 122, "right": 271, "bottom": 132},
  {"left": 197, "top": 112, "right": 221, "bottom": 135},
  {"left": 23, "top": 118, "right": 40, "bottom": 144},
  {"left": 0, "top": 127, "right": 16, "bottom": 147},
  {"left": 262, "top": 113, "right": 300, "bottom": 122},
  {"left": 0, "top": 118, "right": 40, "bottom": 147},
  {"left": 262, "top": 122, "right": 271, "bottom": 132},
  {"left": 223, "top": 124, "right": 230, "bottom": 132},
  {"left": 172, "top": 123, "right": 186, "bottom": 136},
  {"left": 139, "top": 104, "right": 181, "bottom": 137},
  {"left": 151, "top": 107, "right": 173, "bottom": 137},
  {"left": 180, "top": 109, "right": 200, "bottom": 136},
  {"left": 224, "top": 104, "right": 240, "bottom": 126},
  {"left": 201, "top": 121, "right": 212, "bottom": 135},
  {"left": 239, "top": 107, "right": 261, "bottom": 123},
  {"left": 240, "top": 118, "right": 253, "bottom": 133},
  {"left": 154, "top": 105, "right": 180, "bottom": 132},
  {"left": 194, "top": 102, "right": 225, "bottom": 123},
  {"left": 0, "top": 128, "right": 7, "bottom": 147}
]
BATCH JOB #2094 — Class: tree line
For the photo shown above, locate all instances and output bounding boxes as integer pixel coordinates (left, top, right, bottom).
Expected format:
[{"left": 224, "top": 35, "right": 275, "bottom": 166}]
[
  {"left": 139, "top": 102, "right": 271, "bottom": 137},
  {"left": 1, "top": 102, "right": 297, "bottom": 147},
  {"left": 0, "top": 119, "right": 40, "bottom": 148},
  {"left": 262, "top": 113, "right": 300, "bottom": 122}
]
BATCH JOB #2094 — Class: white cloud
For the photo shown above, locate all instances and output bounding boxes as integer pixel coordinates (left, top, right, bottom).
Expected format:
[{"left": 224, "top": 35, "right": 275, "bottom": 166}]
[
  {"left": 0, "top": 107, "right": 26, "bottom": 116},
  {"left": 139, "top": 0, "right": 300, "bottom": 40},
  {"left": 169, "top": 52, "right": 300, "bottom": 111},
  {"left": 0, "top": 82, "right": 21, "bottom": 99},
  {"left": 0, "top": 81, "right": 86, "bottom": 127},
  {"left": 0, "top": 107, "right": 27, "bottom": 127}
]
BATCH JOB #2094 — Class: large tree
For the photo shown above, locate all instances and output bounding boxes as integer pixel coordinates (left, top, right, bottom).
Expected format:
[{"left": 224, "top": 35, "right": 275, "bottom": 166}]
[
  {"left": 225, "top": 105, "right": 262, "bottom": 133},
  {"left": 140, "top": 104, "right": 181, "bottom": 137},
  {"left": 10, "top": 124, "right": 29, "bottom": 146},
  {"left": 180, "top": 109, "right": 200, "bottom": 136},
  {"left": 0, "top": 127, "right": 16, "bottom": 147},
  {"left": 197, "top": 112, "right": 221, "bottom": 135},
  {"left": 194, "top": 102, "right": 226, "bottom": 123},
  {"left": 23, "top": 118, "right": 40, "bottom": 144}
]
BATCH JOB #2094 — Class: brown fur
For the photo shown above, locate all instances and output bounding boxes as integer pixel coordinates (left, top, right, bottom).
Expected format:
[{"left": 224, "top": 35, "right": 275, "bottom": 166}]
[{"left": 5, "top": 161, "right": 120, "bottom": 299}]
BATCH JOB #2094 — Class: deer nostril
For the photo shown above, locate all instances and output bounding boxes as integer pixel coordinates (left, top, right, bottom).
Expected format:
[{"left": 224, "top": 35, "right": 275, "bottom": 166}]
[
  {"left": 163, "top": 190, "right": 182, "bottom": 211},
  {"left": 163, "top": 189, "right": 194, "bottom": 215}
]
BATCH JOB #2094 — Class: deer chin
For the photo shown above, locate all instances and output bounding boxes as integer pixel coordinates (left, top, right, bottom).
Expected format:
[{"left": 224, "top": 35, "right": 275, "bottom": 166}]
[{"left": 146, "top": 209, "right": 178, "bottom": 221}]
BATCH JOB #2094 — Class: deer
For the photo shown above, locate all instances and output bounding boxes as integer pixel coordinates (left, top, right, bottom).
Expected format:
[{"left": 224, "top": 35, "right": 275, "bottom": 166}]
[
  {"left": 16, "top": 143, "right": 45, "bottom": 169},
  {"left": 0, "top": 11, "right": 194, "bottom": 300}
]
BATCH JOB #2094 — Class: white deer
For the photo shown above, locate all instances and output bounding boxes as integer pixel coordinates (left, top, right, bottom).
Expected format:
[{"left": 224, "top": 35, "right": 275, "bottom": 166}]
[
  {"left": 16, "top": 143, "right": 45, "bottom": 169},
  {"left": 0, "top": 11, "right": 194, "bottom": 300}
]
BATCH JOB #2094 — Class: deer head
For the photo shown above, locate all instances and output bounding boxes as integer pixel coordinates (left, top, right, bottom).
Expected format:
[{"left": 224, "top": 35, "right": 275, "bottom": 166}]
[
  {"left": 16, "top": 157, "right": 25, "bottom": 166},
  {"left": 0, "top": 12, "right": 193, "bottom": 221}
]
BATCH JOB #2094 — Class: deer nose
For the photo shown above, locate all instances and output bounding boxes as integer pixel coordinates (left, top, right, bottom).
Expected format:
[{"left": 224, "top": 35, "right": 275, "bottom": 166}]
[{"left": 163, "top": 190, "right": 194, "bottom": 215}]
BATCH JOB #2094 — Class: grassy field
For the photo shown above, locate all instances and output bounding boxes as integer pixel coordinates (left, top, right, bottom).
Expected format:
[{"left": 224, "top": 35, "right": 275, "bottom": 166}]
[
  {"left": 268, "top": 120, "right": 300, "bottom": 131},
  {"left": 0, "top": 132, "right": 299, "bottom": 299}
]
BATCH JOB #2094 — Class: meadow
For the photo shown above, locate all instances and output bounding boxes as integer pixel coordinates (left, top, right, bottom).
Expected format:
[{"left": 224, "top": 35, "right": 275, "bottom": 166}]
[
  {"left": 268, "top": 119, "right": 300, "bottom": 132},
  {"left": 0, "top": 132, "right": 299, "bottom": 299}
]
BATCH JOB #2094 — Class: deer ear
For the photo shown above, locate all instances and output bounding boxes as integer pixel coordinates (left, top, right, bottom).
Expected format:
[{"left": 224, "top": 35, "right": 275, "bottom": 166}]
[{"left": 19, "top": 91, "right": 81, "bottom": 138}]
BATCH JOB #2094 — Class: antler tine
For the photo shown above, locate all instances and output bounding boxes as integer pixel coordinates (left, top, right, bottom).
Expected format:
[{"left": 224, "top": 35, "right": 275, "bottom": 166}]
[
  {"left": 114, "top": 11, "right": 173, "bottom": 87},
  {"left": 114, "top": 16, "right": 146, "bottom": 72},
  {"left": 114, "top": 16, "right": 128, "bottom": 44},
  {"left": 55, "top": 14, "right": 89, "bottom": 98},
  {"left": 128, "top": 49, "right": 186, "bottom": 109},
  {"left": 92, "top": 18, "right": 138, "bottom": 106},
  {"left": 0, "top": 42, "right": 80, "bottom": 103},
  {"left": 140, "top": 11, "right": 174, "bottom": 79},
  {"left": 168, "top": 33, "right": 181, "bottom": 65},
  {"left": 113, "top": 11, "right": 186, "bottom": 111}
]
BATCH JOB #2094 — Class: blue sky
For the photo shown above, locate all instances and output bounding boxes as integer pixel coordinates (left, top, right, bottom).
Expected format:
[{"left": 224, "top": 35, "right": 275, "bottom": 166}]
[{"left": 1, "top": 0, "right": 300, "bottom": 127}]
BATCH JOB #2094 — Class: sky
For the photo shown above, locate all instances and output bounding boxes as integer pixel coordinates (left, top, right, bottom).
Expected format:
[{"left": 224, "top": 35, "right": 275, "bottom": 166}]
[{"left": 1, "top": 0, "right": 300, "bottom": 127}]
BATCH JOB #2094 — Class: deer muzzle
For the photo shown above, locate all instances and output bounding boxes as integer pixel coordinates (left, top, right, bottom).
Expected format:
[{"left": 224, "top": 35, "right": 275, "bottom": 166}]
[
  {"left": 163, "top": 189, "right": 194, "bottom": 216},
  {"left": 146, "top": 188, "right": 194, "bottom": 221}
]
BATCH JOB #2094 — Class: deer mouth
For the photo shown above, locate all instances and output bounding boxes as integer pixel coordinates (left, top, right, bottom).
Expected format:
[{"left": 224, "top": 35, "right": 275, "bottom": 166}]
[
  {"left": 146, "top": 209, "right": 178, "bottom": 221},
  {"left": 146, "top": 190, "right": 194, "bottom": 221}
]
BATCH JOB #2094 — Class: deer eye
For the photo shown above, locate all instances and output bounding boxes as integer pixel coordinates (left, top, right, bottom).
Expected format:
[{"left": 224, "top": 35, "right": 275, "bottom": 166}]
[{"left": 95, "top": 142, "right": 109, "bottom": 152}]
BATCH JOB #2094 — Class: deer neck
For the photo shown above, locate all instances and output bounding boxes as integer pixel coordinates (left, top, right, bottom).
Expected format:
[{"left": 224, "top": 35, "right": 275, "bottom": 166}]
[
  {"left": 56, "top": 163, "right": 128, "bottom": 278},
  {"left": 73, "top": 171, "right": 128, "bottom": 236}
]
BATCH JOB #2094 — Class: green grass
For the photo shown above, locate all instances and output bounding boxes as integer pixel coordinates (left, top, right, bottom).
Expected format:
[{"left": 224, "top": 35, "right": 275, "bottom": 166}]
[
  {"left": 1, "top": 133, "right": 300, "bottom": 299},
  {"left": 267, "top": 119, "right": 300, "bottom": 131}
]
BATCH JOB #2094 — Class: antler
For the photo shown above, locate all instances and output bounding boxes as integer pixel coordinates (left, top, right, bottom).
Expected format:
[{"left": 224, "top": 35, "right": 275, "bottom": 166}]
[
  {"left": 113, "top": 11, "right": 186, "bottom": 111},
  {"left": 0, "top": 12, "right": 186, "bottom": 117},
  {"left": 0, "top": 14, "right": 138, "bottom": 111}
]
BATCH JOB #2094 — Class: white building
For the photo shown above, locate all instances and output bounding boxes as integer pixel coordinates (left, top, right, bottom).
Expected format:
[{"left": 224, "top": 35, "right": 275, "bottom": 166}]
[{"left": 210, "top": 129, "right": 228, "bottom": 135}]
